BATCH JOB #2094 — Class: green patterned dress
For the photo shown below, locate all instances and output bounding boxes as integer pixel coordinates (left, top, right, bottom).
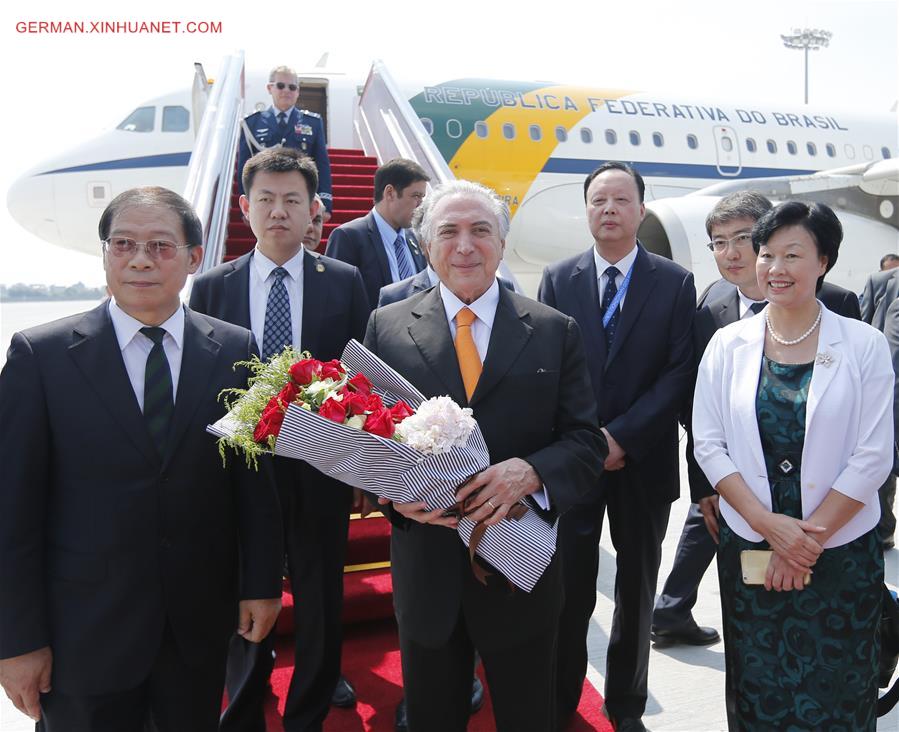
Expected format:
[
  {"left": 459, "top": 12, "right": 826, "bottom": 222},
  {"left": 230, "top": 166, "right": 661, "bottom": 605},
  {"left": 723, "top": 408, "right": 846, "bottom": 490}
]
[{"left": 717, "top": 357, "right": 883, "bottom": 731}]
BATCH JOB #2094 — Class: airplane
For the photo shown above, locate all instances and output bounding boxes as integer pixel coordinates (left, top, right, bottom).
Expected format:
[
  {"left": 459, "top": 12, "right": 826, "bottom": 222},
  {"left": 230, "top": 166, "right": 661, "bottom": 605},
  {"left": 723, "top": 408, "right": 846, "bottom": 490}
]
[{"left": 6, "top": 58, "right": 898, "bottom": 295}]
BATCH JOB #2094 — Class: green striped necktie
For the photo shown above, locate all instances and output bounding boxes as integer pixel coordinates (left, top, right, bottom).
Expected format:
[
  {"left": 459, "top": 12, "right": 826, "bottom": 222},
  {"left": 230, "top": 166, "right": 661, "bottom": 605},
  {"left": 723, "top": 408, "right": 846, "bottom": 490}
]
[{"left": 140, "top": 327, "right": 174, "bottom": 457}]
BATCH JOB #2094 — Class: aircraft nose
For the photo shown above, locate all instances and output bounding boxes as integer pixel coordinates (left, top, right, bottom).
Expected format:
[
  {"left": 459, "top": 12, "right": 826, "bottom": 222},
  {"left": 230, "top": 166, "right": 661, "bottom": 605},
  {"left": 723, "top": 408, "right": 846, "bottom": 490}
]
[{"left": 6, "top": 170, "right": 61, "bottom": 246}]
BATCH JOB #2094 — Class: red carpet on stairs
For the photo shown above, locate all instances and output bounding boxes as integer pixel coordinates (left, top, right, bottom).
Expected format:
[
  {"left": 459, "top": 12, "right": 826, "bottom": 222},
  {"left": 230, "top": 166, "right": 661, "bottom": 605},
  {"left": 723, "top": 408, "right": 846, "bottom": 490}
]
[{"left": 264, "top": 620, "right": 612, "bottom": 732}]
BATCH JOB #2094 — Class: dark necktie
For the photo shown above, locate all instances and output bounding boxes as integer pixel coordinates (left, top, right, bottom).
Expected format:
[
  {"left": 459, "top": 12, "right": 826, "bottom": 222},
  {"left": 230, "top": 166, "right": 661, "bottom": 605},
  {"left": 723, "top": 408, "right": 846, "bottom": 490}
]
[
  {"left": 601, "top": 266, "right": 621, "bottom": 350},
  {"left": 140, "top": 327, "right": 174, "bottom": 457},
  {"left": 393, "top": 233, "right": 415, "bottom": 281},
  {"left": 262, "top": 267, "right": 292, "bottom": 360},
  {"left": 748, "top": 301, "right": 767, "bottom": 315},
  {"left": 277, "top": 111, "right": 288, "bottom": 137}
]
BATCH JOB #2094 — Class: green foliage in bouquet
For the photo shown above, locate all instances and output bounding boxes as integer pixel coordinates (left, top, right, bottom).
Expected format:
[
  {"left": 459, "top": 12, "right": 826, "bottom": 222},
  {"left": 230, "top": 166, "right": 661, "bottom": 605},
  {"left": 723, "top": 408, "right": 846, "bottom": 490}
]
[{"left": 216, "top": 347, "right": 309, "bottom": 468}]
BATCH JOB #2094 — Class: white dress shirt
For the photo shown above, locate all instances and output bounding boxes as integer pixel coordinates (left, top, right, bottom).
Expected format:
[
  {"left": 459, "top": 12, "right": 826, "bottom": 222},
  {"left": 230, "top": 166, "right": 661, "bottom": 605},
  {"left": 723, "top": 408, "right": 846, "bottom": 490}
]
[
  {"left": 438, "top": 280, "right": 549, "bottom": 509},
  {"left": 736, "top": 288, "right": 767, "bottom": 320},
  {"left": 692, "top": 304, "right": 894, "bottom": 547},
  {"left": 372, "top": 208, "right": 415, "bottom": 283},
  {"left": 109, "top": 299, "right": 184, "bottom": 412},
  {"left": 593, "top": 244, "right": 639, "bottom": 308},
  {"left": 249, "top": 247, "right": 304, "bottom": 351}
]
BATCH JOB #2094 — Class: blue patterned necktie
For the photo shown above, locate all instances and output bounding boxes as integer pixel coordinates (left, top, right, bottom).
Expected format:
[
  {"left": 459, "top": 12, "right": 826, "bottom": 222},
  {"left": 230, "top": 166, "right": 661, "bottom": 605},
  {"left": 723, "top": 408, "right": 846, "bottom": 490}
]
[
  {"left": 140, "top": 327, "right": 174, "bottom": 457},
  {"left": 262, "top": 267, "right": 292, "bottom": 360},
  {"left": 601, "top": 266, "right": 621, "bottom": 350},
  {"left": 749, "top": 301, "right": 767, "bottom": 315},
  {"left": 392, "top": 233, "right": 415, "bottom": 281}
]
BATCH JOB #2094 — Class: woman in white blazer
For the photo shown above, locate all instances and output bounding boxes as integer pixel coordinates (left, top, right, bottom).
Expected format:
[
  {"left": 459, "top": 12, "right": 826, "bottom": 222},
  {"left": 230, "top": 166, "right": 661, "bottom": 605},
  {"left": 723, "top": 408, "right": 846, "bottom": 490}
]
[{"left": 693, "top": 201, "right": 893, "bottom": 731}]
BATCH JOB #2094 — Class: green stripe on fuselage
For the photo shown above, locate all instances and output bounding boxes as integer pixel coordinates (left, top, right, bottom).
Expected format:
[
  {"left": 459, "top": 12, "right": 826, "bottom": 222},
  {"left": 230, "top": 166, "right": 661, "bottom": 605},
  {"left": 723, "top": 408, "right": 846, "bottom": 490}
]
[{"left": 409, "top": 79, "right": 545, "bottom": 162}]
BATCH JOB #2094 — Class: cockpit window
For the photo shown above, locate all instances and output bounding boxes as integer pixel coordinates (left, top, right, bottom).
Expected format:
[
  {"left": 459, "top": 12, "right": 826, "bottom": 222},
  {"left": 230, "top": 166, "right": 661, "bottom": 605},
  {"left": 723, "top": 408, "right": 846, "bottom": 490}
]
[
  {"left": 117, "top": 106, "right": 155, "bottom": 132},
  {"left": 162, "top": 106, "right": 190, "bottom": 132}
]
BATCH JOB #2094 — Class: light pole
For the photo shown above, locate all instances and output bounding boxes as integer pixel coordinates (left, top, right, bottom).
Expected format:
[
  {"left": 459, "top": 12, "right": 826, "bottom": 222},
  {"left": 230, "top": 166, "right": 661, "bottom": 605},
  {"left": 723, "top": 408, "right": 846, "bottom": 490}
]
[{"left": 781, "top": 28, "right": 832, "bottom": 105}]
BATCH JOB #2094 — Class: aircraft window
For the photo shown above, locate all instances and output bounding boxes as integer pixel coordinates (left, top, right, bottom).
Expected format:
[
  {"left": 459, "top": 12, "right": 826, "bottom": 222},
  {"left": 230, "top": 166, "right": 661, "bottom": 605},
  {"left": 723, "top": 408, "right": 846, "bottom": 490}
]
[
  {"left": 421, "top": 118, "right": 434, "bottom": 136},
  {"left": 629, "top": 131, "right": 641, "bottom": 146},
  {"left": 162, "top": 106, "right": 189, "bottom": 133},
  {"left": 686, "top": 134, "right": 698, "bottom": 150},
  {"left": 503, "top": 123, "right": 516, "bottom": 140},
  {"left": 883, "top": 147, "right": 892, "bottom": 159},
  {"left": 826, "top": 143, "right": 836, "bottom": 157},
  {"left": 806, "top": 142, "right": 817, "bottom": 156},
  {"left": 766, "top": 139, "right": 777, "bottom": 154},
  {"left": 581, "top": 127, "right": 593, "bottom": 144},
  {"left": 605, "top": 129, "right": 617, "bottom": 145},
  {"left": 116, "top": 106, "right": 155, "bottom": 132},
  {"left": 446, "top": 119, "right": 463, "bottom": 139},
  {"left": 556, "top": 126, "right": 568, "bottom": 142},
  {"left": 529, "top": 124, "right": 542, "bottom": 142},
  {"left": 863, "top": 145, "right": 873, "bottom": 160},
  {"left": 652, "top": 132, "right": 664, "bottom": 147},
  {"left": 474, "top": 121, "right": 488, "bottom": 139},
  {"left": 746, "top": 137, "right": 757, "bottom": 153},
  {"left": 786, "top": 141, "right": 797, "bottom": 155},
  {"left": 721, "top": 136, "right": 734, "bottom": 152},
  {"left": 844, "top": 144, "right": 856, "bottom": 160}
]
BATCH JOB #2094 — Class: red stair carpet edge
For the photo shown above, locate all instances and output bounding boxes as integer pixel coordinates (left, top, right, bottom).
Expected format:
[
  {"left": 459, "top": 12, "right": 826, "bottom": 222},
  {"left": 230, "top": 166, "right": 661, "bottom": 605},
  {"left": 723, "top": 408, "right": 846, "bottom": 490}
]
[{"left": 263, "top": 619, "right": 612, "bottom": 731}]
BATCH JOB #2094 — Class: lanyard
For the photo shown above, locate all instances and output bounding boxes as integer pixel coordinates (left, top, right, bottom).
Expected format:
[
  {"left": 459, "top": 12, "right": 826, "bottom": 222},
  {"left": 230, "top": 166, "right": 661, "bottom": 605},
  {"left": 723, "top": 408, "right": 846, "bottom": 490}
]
[{"left": 602, "top": 264, "right": 633, "bottom": 328}]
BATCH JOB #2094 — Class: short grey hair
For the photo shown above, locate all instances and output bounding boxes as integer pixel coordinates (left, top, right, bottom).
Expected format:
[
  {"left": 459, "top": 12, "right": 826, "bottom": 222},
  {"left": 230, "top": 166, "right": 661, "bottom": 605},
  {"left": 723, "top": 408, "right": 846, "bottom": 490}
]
[
  {"left": 705, "top": 191, "right": 773, "bottom": 237},
  {"left": 414, "top": 179, "right": 511, "bottom": 244},
  {"left": 268, "top": 65, "right": 298, "bottom": 83}
]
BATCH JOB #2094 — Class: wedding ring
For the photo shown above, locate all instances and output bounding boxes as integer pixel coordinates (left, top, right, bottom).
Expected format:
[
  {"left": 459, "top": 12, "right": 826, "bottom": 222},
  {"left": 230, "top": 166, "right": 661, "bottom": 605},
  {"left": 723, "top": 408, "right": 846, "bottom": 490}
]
[{"left": 487, "top": 499, "right": 497, "bottom": 510}]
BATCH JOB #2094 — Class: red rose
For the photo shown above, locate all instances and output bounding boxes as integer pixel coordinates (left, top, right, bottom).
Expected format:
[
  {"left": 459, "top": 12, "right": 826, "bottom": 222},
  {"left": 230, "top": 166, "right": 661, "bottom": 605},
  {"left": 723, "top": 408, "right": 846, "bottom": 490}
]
[
  {"left": 254, "top": 403, "right": 285, "bottom": 442},
  {"left": 363, "top": 408, "right": 395, "bottom": 438},
  {"left": 276, "top": 381, "right": 300, "bottom": 408},
  {"left": 319, "top": 397, "right": 347, "bottom": 423},
  {"left": 342, "top": 391, "right": 370, "bottom": 416},
  {"left": 389, "top": 400, "right": 415, "bottom": 423},
  {"left": 320, "top": 359, "right": 346, "bottom": 381},
  {"left": 365, "top": 393, "right": 384, "bottom": 411},
  {"left": 289, "top": 358, "right": 321, "bottom": 385},
  {"left": 347, "top": 372, "right": 373, "bottom": 395}
]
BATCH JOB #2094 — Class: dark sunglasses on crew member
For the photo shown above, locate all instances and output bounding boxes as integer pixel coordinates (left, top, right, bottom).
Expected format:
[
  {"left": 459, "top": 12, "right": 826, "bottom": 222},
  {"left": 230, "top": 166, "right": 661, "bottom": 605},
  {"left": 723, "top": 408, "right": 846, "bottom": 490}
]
[{"left": 273, "top": 82, "right": 298, "bottom": 91}]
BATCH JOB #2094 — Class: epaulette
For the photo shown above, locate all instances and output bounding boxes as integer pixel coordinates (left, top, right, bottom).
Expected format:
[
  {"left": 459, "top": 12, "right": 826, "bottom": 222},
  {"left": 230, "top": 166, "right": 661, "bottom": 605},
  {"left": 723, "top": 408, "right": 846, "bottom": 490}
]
[
  {"left": 244, "top": 110, "right": 262, "bottom": 121},
  {"left": 300, "top": 109, "right": 322, "bottom": 119}
]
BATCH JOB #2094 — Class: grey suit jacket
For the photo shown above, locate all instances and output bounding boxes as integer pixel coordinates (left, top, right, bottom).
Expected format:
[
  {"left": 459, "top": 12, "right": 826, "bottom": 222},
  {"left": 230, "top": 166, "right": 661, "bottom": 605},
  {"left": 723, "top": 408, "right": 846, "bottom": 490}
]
[{"left": 861, "top": 268, "right": 899, "bottom": 330}]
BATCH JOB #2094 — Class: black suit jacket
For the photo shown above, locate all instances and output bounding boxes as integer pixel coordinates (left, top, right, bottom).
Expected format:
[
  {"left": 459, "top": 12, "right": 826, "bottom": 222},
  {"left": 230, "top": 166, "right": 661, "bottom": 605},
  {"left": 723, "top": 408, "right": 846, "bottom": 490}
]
[
  {"left": 363, "top": 287, "right": 606, "bottom": 649},
  {"left": 0, "top": 304, "right": 282, "bottom": 695},
  {"left": 325, "top": 211, "right": 427, "bottom": 310},
  {"left": 686, "top": 278, "right": 863, "bottom": 501},
  {"left": 884, "top": 299, "right": 899, "bottom": 476},
  {"left": 539, "top": 244, "right": 696, "bottom": 504},
  {"left": 189, "top": 249, "right": 370, "bottom": 512}
]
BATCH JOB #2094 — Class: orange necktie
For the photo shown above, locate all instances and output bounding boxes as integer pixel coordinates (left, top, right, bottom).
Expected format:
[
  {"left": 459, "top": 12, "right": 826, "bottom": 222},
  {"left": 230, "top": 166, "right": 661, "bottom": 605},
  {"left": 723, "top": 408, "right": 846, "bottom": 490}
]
[{"left": 454, "top": 307, "right": 482, "bottom": 400}]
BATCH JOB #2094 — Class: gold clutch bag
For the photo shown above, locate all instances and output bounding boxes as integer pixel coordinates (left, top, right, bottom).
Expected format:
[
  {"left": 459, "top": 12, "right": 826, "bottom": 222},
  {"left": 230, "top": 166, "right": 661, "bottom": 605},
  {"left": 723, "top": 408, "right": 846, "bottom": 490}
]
[{"left": 740, "top": 550, "right": 811, "bottom": 586}]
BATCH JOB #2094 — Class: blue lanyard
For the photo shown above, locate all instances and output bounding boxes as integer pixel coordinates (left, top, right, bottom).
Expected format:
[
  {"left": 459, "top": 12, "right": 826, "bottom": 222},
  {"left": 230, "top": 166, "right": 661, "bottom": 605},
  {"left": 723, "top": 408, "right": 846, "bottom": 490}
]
[{"left": 602, "top": 264, "right": 633, "bottom": 328}]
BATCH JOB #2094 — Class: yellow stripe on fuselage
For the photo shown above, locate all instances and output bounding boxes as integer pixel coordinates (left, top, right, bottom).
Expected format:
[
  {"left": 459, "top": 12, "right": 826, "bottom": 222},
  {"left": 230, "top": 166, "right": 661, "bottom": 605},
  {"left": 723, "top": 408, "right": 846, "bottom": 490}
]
[{"left": 447, "top": 86, "right": 633, "bottom": 216}]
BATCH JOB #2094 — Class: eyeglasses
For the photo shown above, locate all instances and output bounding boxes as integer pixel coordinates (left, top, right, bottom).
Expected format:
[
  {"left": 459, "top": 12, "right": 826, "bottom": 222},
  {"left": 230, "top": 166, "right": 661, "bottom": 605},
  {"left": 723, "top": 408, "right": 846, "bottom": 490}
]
[
  {"left": 272, "top": 82, "right": 298, "bottom": 91},
  {"left": 707, "top": 233, "right": 753, "bottom": 253},
  {"left": 102, "top": 238, "right": 191, "bottom": 260}
]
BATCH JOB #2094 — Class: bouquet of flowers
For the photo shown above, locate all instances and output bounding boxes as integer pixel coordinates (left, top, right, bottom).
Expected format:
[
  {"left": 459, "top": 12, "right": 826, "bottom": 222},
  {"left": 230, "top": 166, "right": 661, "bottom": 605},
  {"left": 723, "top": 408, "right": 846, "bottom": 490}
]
[{"left": 208, "top": 339, "right": 556, "bottom": 592}]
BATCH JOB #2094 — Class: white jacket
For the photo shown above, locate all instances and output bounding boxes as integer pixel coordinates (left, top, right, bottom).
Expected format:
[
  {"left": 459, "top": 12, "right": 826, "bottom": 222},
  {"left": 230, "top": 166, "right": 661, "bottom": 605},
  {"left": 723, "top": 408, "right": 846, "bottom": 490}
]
[{"left": 692, "top": 303, "right": 894, "bottom": 547}]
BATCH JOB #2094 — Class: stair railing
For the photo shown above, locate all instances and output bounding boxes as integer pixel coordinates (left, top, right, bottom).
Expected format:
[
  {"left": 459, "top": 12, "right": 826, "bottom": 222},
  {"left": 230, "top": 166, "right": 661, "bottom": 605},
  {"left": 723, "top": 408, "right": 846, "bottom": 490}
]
[
  {"left": 182, "top": 52, "right": 246, "bottom": 295},
  {"left": 354, "top": 60, "right": 453, "bottom": 185}
]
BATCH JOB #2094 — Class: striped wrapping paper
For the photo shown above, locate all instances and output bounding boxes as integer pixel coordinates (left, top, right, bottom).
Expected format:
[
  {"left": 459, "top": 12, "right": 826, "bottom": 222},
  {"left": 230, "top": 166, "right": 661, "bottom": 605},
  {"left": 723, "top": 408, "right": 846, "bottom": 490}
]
[{"left": 209, "top": 339, "right": 557, "bottom": 592}]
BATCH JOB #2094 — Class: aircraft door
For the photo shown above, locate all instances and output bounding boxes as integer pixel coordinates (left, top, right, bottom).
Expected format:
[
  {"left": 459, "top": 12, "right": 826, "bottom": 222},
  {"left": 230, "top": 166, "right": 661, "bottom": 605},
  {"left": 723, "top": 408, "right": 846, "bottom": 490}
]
[
  {"left": 713, "top": 126, "right": 741, "bottom": 176},
  {"left": 297, "top": 81, "right": 328, "bottom": 139}
]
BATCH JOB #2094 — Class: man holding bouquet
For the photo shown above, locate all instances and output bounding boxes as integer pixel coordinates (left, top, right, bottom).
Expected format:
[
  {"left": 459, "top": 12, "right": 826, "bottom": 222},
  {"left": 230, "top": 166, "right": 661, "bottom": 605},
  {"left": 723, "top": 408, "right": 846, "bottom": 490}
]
[
  {"left": 190, "top": 147, "right": 369, "bottom": 731},
  {"left": 364, "top": 179, "right": 607, "bottom": 732}
]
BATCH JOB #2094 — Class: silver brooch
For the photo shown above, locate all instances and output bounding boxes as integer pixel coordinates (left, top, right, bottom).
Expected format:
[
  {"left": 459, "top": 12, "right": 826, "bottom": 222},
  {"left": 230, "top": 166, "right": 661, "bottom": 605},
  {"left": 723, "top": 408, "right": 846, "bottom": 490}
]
[{"left": 815, "top": 352, "right": 833, "bottom": 367}]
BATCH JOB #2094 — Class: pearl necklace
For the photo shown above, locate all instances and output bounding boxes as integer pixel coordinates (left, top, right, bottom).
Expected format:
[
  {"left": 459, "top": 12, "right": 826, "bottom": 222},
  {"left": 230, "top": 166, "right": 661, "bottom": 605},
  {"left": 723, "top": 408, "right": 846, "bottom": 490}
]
[{"left": 765, "top": 305, "right": 822, "bottom": 346}]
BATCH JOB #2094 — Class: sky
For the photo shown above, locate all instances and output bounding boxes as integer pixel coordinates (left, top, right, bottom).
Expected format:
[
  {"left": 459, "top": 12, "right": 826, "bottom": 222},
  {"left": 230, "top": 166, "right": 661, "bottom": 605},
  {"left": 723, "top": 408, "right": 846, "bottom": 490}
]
[{"left": 0, "top": 0, "right": 896, "bottom": 288}]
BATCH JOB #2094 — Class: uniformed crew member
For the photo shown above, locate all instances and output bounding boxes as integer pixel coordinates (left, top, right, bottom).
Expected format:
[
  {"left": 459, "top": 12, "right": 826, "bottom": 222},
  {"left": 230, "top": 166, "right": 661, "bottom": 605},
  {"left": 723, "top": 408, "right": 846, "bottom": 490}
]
[{"left": 238, "top": 65, "right": 333, "bottom": 218}]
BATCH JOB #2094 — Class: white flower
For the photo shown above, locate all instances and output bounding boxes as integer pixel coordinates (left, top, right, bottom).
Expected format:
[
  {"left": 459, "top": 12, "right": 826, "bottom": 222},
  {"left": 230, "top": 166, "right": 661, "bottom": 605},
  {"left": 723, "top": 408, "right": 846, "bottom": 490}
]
[{"left": 395, "top": 396, "right": 476, "bottom": 454}]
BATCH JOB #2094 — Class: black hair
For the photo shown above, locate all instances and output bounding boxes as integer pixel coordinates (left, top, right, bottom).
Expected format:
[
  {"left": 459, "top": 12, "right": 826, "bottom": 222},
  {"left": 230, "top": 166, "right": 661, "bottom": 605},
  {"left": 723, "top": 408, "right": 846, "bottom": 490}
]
[
  {"left": 98, "top": 187, "right": 203, "bottom": 248},
  {"left": 583, "top": 161, "right": 645, "bottom": 203}
]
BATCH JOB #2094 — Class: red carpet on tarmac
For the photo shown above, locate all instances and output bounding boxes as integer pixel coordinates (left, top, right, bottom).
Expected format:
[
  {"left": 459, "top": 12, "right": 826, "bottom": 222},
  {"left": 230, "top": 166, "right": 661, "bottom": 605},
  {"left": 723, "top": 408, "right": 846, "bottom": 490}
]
[{"left": 263, "top": 619, "right": 613, "bottom": 731}]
